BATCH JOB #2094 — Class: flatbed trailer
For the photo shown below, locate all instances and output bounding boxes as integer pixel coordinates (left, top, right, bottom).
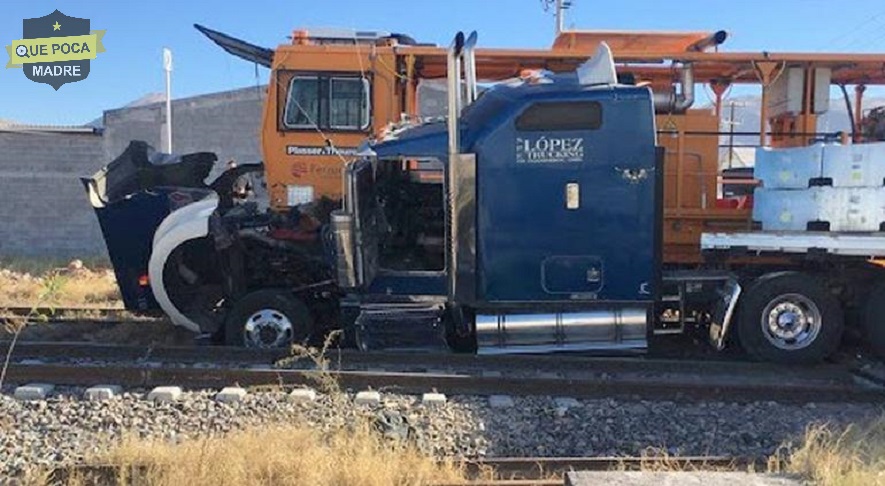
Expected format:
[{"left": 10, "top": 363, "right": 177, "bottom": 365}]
[{"left": 703, "top": 232, "right": 885, "bottom": 258}]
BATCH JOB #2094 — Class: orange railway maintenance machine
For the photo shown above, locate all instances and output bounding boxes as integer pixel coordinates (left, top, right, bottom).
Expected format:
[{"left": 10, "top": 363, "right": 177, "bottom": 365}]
[{"left": 196, "top": 24, "right": 885, "bottom": 264}]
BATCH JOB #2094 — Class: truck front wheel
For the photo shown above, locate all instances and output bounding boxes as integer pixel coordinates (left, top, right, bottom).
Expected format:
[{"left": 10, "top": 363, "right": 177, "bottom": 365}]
[
  {"left": 224, "top": 290, "right": 313, "bottom": 349},
  {"left": 737, "top": 273, "right": 843, "bottom": 364}
]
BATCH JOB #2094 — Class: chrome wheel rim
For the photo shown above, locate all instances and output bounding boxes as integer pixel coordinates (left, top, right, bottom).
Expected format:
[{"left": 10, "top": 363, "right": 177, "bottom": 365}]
[
  {"left": 760, "top": 293, "right": 822, "bottom": 351},
  {"left": 243, "top": 308, "right": 293, "bottom": 348}
]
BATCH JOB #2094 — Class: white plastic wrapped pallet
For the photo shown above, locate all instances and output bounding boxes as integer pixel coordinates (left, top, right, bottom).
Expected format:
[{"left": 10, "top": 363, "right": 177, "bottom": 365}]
[
  {"left": 754, "top": 144, "right": 825, "bottom": 189},
  {"left": 754, "top": 187, "right": 885, "bottom": 232},
  {"left": 822, "top": 142, "right": 885, "bottom": 188}
]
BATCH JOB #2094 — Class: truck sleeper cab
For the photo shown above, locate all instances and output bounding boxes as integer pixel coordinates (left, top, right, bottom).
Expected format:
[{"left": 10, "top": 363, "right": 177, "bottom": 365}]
[{"left": 329, "top": 39, "right": 662, "bottom": 354}]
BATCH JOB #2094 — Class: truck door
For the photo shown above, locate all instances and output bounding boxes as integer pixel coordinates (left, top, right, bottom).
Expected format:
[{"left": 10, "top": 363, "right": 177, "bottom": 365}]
[
  {"left": 475, "top": 90, "right": 660, "bottom": 304},
  {"left": 345, "top": 158, "right": 380, "bottom": 287}
]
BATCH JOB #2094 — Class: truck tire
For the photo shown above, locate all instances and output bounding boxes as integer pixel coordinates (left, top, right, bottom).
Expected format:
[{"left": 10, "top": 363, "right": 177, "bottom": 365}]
[
  {"left": 863, "top": 281, "right": 885, "bottom": 359},
  {"left": 224, "top": 290, "right": 313, "bottom": 348},
  {"left": 737, "top": 273, "right": 843, "bottom": 364}
]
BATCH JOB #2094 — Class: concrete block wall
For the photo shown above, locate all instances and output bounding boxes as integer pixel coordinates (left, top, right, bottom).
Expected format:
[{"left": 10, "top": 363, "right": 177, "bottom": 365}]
[
  {"left": 0, "top": 131, "right": 106, "bottom": 258},
  {"left": 102, "top": 86, "right": 266, "bottom": 178},
  {"left": 0, "top": 86, "right": 266, "bottom": 259}
]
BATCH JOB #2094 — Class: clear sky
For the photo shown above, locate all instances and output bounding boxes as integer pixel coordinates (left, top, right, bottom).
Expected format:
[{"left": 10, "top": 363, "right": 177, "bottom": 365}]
[{"left": 2, "top": 0, "right": 885, "bottom": 125}]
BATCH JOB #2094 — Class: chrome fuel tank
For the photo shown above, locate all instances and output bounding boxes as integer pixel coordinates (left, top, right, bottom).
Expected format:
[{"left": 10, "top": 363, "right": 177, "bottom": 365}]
[{"left": 475, "top": 308, "right": 648, "bottom": 355}]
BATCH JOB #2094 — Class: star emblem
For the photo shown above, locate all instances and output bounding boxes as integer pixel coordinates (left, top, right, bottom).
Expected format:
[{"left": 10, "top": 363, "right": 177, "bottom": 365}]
[{"left": 53, "top": 21, "right": 61, "bottom": 31}]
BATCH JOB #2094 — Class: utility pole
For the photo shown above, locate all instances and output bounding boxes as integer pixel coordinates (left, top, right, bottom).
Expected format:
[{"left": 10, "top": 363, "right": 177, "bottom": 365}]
[
  {"left": 721, "top": 101, "right": 747, "bottom": 169},
  {"left": 728, "top": 101, "right": 736, "bottom": 168},
  {"left": 163, "top": 48, "right": 173, "bottom": 153},
  {"left": 553, "top": 0, "right": 573, "bottom": 37}
]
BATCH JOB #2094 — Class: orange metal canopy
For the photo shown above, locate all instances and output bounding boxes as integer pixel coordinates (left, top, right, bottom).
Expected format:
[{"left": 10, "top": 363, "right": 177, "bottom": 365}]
[
  {"left": 391, "top": 41, "right": 885, "bottom": 85},
  {"left": 552, "top": 30, "right": 719, "bottom": 53},
  {"left": 266, "top": 26, "right": 885, "bottom": 85}
]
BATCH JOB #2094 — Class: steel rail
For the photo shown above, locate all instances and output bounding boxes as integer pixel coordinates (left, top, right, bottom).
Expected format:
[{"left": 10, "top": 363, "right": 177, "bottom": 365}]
[
  {"left": 0, "top": 340, "right": 853, "bottom": 377},
  {"left": 2, "top": 361, "right": 883, "bottom": 404},
  {"left": 0, "top": 306, "right": 142, "bottom": 326}
]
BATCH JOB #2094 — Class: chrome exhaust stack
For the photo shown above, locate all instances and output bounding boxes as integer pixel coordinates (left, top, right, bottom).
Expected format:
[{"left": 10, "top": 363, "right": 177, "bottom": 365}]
[
  {"left": 463, "top": 31, "right": 478, "bottom": 104},
  {"left": 447, "top": 32, "right": 465, "bottom": 161},
  {"left": 653, "top": 62, "right": 695, "bottom": 114},
  {"left": 688, "top": 30, "right": 728, "bottom": 52}
]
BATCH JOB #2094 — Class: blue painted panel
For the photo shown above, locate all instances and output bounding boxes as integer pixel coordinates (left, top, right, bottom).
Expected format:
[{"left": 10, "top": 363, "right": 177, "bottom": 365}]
[{"left": 473, "top": 86, "right": 658, "bottom": 303}]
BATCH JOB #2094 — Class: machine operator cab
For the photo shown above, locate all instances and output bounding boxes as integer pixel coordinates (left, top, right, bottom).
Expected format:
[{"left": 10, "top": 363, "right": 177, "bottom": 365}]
[{"left": 332, "top": 35, "right": 663, "bottom": 355}]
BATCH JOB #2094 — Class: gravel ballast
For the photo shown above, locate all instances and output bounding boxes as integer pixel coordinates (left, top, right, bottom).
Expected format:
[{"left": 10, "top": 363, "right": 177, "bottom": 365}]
[{"left": 0, "top": 387, "right": 880, "bottom": 478}]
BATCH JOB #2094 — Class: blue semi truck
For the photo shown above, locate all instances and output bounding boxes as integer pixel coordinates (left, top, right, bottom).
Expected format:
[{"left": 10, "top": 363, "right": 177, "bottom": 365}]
[{"left": 85, "top": 33, "right": 885, "bottom": 364}]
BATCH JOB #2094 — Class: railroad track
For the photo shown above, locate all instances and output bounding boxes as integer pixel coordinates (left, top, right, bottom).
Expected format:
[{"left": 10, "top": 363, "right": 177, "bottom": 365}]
[
  {"left": 49, "top": 455, "right": 758, "bottom": 485},
  {"left": 1, "top": 341, "right": 883, "bottom": 403},
  {"left": 0, "top": 306, "right": 142, "bottom": 325}
]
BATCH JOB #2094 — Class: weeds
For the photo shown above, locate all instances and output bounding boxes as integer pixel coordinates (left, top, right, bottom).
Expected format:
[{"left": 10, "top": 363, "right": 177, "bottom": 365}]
[
  {"left": 0, "top": 260, "right": 120, "bottom": 308},
  {"left": 279, "top": 330, "right": 346, "bottom": 398},
  {"left": 80, "top": 424, "right": 465, "bottom": 486},
  {"left": 0, "top": 269, "right": 73, "bottom": 389},
  {"left": 783, "top": 418, "right": 885, "bottom": 486}
]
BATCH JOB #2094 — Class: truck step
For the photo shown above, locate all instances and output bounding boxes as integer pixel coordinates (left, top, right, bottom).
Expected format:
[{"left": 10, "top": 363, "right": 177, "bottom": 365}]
[{"left": 354, "top": 304, "right": 448, "bottom": 352}]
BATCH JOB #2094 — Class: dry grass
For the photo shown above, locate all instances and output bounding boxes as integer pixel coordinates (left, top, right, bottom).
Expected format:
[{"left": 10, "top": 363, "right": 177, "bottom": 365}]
[
  {"left": 70, "top": 424, "right": 465, "bottom": 486},
  {"left": 781, "top": 416, "right": 885, "bottom": 486},
  {"left": 30, "top": 339, "right": 468, "bottom": 486},
  {"left": 0, "top": 258, "right": 120, "bottom": 308}
]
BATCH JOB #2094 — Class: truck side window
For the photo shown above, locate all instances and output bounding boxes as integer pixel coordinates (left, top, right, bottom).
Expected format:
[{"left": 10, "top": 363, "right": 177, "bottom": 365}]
[
  {"left": 516, "top": 101, "right": 602, "bottom": 131},
  {"left": 283, "top": 75, "right": 370, "bottom": 131}
]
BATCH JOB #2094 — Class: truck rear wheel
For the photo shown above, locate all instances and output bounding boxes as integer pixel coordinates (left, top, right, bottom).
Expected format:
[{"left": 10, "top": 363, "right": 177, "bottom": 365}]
[
  {"left": 863, "top": 281, "right": 885, "bottom": 359},
  {"left": 737, "top": 273, "right": 843, "bottom": 364},
  {"left": 224, "top": 290, "right": 312, "bottom": 348}
]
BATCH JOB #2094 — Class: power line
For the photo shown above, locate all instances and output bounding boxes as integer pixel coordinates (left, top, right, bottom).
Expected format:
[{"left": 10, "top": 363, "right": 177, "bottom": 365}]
[
  {"left": 825, "top": 10, "right": 885, "bottom": 51},
  {"left": 824, "top": 10, "right": 885, "bottom": 47}
]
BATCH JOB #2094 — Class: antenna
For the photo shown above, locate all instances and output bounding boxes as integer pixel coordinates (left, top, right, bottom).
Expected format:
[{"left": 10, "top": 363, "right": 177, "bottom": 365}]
[{"left": 542, "top": 0, "right": 574, "bottom": 37}]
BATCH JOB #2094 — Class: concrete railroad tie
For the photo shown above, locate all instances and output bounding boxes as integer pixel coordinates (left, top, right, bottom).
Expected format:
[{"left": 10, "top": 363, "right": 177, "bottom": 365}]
[
  {"left": 14, "top": 383, "right": 54, "bottom": 401},
  {"left": 85, "top": 385, "right": 123, "bottom": 401},
  {"left": 421, "top": 392, "right": 447, "bottom": 407},
  {"left": 354, "top": 390, "right": 381, "bottom": 406},
  {"left": 288, "top": 388, "right": 318, "bottom": 402},
  {"left": 215, "top": 387, "right": 248, "bottom": 403},
  {"left": 147, "top": 386, "right": 182, "bottom": 403}
]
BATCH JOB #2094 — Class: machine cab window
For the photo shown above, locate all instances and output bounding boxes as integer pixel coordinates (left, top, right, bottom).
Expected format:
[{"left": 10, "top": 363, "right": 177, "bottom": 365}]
[{"left": 284, "top": 75, "right": 370, "bottom": 131}]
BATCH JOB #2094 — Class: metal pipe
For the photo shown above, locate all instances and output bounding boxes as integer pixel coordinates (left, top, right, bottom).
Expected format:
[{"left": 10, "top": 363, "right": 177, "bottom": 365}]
[
  {"left": 840, "top": 84, "right": 856, "bottom": 144},
  {"left": 653, "top": 63, "right": 695, "bottom": 114},
  {"left": 555, "top": 0, "right": 565, "bottom": 37},
  {"left": 447, "top": 32, "right": 464, "bottom": 302},
  {"left": 163, "top": 48, "right": 173, "bottom": 153},
  {"left": 464, "top": 36, "right": 478, "bottom": 104},
  {"left": 687, "top": 31, "right": 728, "bottom": 52},
  {"left": 447, "top": 32, "right": 464, "bottom": 161},
  {"left": 855, "top": 85, "right": 866, "bottom": 143}
]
